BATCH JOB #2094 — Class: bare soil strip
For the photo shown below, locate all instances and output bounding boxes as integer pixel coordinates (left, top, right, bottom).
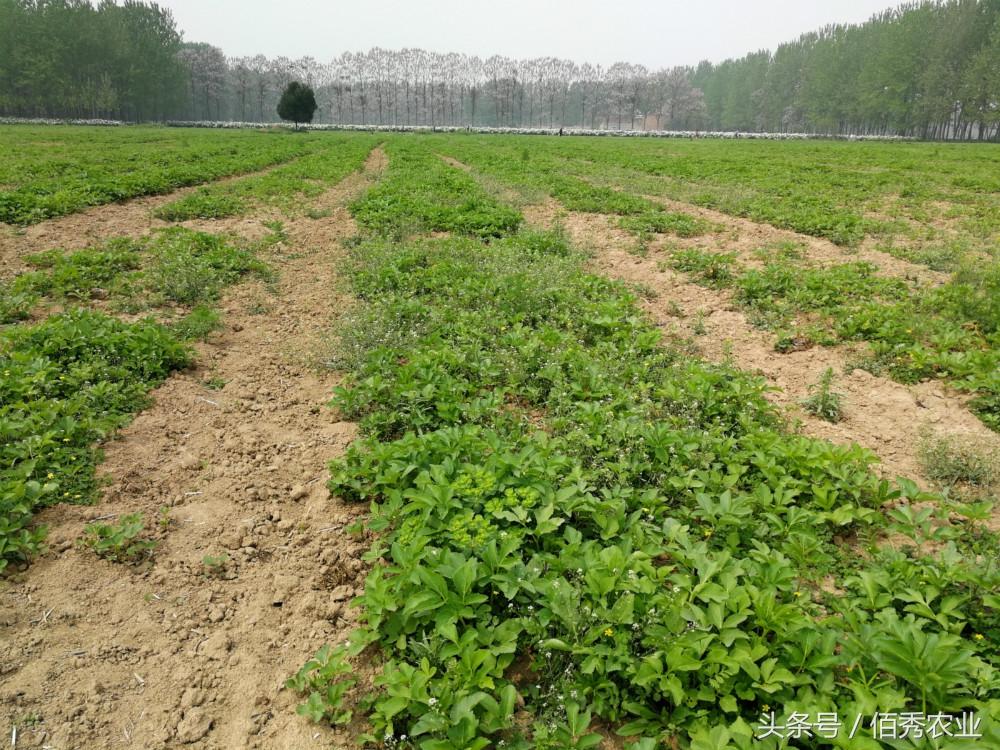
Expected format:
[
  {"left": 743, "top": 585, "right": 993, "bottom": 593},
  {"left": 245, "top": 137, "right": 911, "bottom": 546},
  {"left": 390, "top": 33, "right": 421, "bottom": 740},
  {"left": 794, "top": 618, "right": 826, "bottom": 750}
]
[
  {"left": 0, "top": 147, "right": 386, "bottom": 750},
  {"left": 523, "top": 200, "right": 1000, "bottom": 485}
]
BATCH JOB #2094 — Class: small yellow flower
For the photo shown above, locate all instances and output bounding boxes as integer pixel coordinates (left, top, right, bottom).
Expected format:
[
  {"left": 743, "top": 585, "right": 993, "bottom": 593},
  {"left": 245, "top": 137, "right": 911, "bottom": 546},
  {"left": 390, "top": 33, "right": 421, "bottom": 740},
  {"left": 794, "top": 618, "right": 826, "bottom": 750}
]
[
  {"left": 703, "top": 529, "right": 712, "bottom": 537},
  {"left": 974, "top": 633, "right": 985, "bottom": 641},
  {"left": 794, "top": 591, "right": 803, "bottom": 597},
  {"left": 604, "top": 627, "right": 614, "bottom": 637},
  {"left": 47, "top": 472, "right": 55, "bottom": 479},
  {"left": 762, "top": 704, "right": 771, "bottom": 712},
  {"left": 63, "top": 438, "right": 70, "bottom": 442}
]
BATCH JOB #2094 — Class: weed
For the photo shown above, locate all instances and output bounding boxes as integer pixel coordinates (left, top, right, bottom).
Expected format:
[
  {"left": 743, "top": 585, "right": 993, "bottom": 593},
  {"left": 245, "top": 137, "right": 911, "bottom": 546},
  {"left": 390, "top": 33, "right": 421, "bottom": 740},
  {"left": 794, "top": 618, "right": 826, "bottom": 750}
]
[
  {"left": 201, "top": 553, "right": 230, "bottom": 577},
  {"left": 262, "top": 219, "right": 288, "bottom": 242},
  {"left": 170, "top": 304, "right": 223, "bottom": 340},
  {"left": 918, "top": 432, "right": 999, "bottom": 490},
  {"left": 669, "top": 247, "right": 737, "bottom": 287},
  {"left": 801, "top": 367, "right": 845, "bottom": 422},
  {"left": 691, "top": 309, "right": 707, "bottom": 335},
  {"left": 146, "top": 228, "right": 269, "bottom": 305},
  {"left": 157, "top": 506, "right": 173, "bottom": 530}
]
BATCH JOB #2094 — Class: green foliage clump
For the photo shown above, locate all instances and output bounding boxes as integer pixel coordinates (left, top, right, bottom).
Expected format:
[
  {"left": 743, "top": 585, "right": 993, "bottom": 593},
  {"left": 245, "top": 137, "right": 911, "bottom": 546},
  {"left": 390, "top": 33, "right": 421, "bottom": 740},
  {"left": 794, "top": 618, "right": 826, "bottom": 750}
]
[
  {"left": 0, "top": 310, "right": 189, "bottom": 571},
  {"left": 153, "top": 191, "right": 246, "bottom": 221},
  {"left": 2, "top": 228, "right": 271, "bottom": 317},
  {"left": 79, "top": 513, "right": 156, "bottom": 563},
  {"left": 619, "top": 211, "right": 711, "bottom": 238},
  {"left": 169, "top": 304, "right": 222, "bottom": 340},
  {"left": 14, "top": 241, "right": 142, "bottom": 298}
]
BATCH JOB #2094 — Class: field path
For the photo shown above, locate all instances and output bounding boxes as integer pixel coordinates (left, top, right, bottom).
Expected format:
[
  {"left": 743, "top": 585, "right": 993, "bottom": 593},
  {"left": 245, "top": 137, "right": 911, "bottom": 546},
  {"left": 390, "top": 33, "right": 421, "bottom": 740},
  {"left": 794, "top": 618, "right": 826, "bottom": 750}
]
[
  {"left": 0, "top": 147, "right": 386, "bottom": 749},
  {"left": 522, "top": 200, "right": 1000, "bottom": 484}
]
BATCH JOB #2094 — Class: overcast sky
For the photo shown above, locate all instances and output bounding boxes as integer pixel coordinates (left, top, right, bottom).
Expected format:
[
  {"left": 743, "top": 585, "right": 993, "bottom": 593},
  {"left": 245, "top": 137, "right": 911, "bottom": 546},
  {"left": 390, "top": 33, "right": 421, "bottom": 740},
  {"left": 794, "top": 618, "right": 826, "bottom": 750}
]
[{"left": 159, "top": 0, "right": 897, "bottom": 68}]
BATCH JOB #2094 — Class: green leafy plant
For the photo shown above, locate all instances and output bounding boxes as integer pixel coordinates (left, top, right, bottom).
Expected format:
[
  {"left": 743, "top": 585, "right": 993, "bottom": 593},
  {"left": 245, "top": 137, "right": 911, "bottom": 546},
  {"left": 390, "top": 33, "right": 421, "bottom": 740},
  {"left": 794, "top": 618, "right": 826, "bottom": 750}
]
[{"left": 79, "top": 513, "right": 156, "bottom": 562}]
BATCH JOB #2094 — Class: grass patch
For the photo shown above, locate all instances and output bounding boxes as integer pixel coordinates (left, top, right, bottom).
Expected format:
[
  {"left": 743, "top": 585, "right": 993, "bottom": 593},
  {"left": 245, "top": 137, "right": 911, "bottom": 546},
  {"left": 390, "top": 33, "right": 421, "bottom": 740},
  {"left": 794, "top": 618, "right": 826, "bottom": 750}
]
[{"left": 918, "top": 432, "right": 999, "bottom": 491}]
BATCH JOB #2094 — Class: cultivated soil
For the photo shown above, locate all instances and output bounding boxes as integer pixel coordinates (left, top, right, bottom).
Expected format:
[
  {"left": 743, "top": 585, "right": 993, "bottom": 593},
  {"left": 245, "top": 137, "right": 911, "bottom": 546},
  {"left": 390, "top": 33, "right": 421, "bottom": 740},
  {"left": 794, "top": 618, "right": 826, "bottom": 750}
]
[
  {"left": 2, "top": 144, "right": 997, "bottom": 749},
  {"left": 0, "top": 148, "right": 387, "bottom": 749},
  {"left": 520, "top": 198, "right": 1000, "bottom": 486}
]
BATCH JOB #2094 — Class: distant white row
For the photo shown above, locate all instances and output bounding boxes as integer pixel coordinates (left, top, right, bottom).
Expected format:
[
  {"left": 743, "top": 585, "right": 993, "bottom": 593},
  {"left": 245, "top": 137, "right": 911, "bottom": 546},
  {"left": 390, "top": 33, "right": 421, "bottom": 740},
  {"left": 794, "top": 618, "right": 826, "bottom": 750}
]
[
  {"left": 0, "top": 117, "right": 912, "bottom": 141},
  {"left": 163, "top": 121, "right": 913, "bottom": 140},
  {"left": 0, "top": 117, "right": 123, "bottom": 126}
]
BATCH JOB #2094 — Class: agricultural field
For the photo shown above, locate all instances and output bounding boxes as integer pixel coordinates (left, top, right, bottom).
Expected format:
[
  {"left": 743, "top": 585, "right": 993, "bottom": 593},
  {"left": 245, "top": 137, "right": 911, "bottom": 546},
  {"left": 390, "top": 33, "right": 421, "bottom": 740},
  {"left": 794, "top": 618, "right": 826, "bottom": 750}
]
[
  {"left": 1, "top": 126, "right": 999, "bottom": 750},
  {"left": 0, "top": 126, "right": 325, "bottom": 225}
]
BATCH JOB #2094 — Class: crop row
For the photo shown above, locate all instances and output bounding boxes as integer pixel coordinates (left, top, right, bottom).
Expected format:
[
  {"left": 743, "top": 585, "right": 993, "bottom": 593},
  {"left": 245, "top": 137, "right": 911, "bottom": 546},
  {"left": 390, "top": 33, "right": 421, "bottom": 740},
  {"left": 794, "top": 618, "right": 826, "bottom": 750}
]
[
  {"left": 0, "top": 228, "right": 276, "bottom": 571},
  {"left": 428, "top": 136, "right": 1000, "bottom": 433},
  {"left": 0, "top": 126, "right": 321, "bottom": 225},
  {"left": 288, "top": 141, "right": 1000, "bottom": 748},
  {"left": 432, "top": 135, "right": 1000, "bottom": 252},
  {"left": 154, "top": 135, "right": 379, "bottom": 221},
  {"left": 665, "top": 246, "right": 1000, "bottom": 432}
]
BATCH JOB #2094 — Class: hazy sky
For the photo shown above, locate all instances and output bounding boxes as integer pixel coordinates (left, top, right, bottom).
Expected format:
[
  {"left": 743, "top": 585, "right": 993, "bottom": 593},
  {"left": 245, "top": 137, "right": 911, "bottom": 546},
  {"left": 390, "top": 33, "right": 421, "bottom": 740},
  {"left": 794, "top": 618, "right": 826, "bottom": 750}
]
[{"left": 159, "top": 0, "right": 897, "bottom": 68}]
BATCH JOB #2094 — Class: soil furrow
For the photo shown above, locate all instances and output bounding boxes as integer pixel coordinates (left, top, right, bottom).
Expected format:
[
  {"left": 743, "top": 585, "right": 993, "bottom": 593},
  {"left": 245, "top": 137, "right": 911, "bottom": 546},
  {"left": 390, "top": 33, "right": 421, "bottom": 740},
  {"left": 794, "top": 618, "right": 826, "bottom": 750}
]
[{"left": 0, "top": 147, "right": 386, "bottom": 750}]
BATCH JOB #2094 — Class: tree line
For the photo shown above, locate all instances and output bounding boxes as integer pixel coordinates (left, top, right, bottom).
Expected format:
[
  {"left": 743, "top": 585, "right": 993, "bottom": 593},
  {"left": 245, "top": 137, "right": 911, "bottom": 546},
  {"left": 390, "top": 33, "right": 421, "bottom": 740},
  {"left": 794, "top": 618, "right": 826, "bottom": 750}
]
[
  {"left": 1, "top": 0, "right": 998, "bottom": 139},
  {"left": 0, "top": 0, "right": 186, "bottom": 121},
  {"left": 693, "top": 0, "right": 1000, "bottom": 139}
]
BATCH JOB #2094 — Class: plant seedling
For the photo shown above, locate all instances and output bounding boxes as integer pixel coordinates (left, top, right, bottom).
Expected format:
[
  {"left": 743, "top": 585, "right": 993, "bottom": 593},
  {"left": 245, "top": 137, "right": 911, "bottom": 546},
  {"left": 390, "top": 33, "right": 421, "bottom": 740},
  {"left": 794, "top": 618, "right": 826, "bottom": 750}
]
[{"left": 80, "top": 514, "right": 156, "bottom": 563}]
